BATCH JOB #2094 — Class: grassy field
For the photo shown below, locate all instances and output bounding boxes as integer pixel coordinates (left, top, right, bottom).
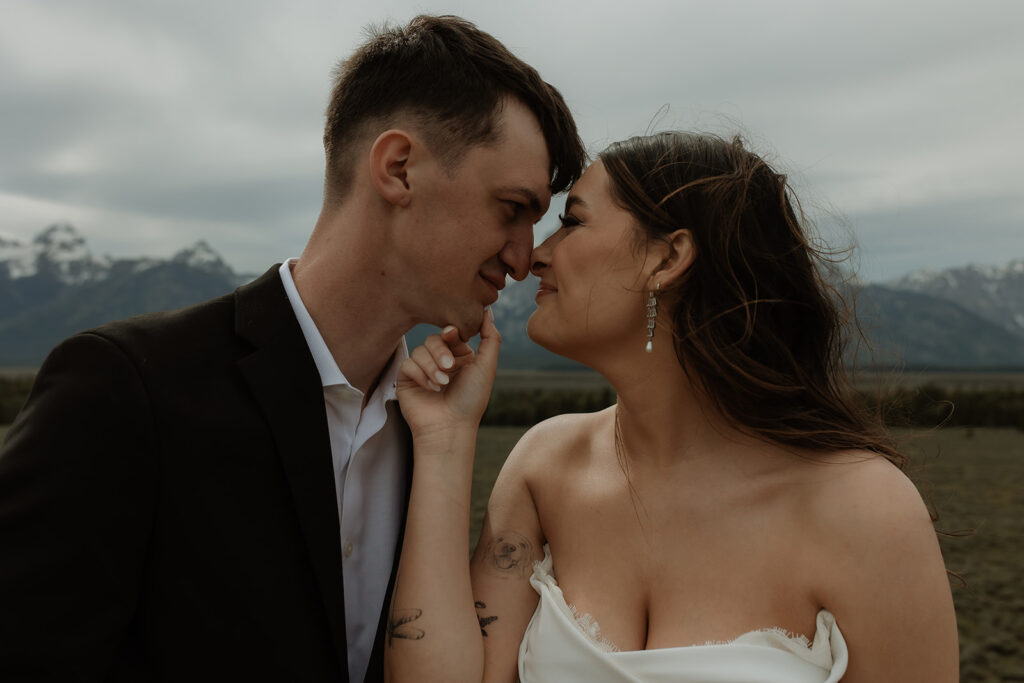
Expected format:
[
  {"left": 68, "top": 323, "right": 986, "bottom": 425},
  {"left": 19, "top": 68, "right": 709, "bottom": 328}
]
[
  {"left": 472, "top": 425, "right": 1024, "bottom": 680},
  {"left": 899, "top": 427, "right": 1024, "bottom": 680}
]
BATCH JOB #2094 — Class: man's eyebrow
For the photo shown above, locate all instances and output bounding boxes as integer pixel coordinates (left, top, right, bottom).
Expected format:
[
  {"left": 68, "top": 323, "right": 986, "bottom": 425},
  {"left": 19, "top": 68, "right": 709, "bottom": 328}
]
[{"left": 500, "top": 187, "right": 544, "bottom": 214}]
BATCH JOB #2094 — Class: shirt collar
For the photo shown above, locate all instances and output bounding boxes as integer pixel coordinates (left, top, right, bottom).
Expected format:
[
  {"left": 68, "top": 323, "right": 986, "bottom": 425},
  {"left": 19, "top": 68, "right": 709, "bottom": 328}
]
[{"left": 278, "top": 259, "right": 408, "bottom": 401}]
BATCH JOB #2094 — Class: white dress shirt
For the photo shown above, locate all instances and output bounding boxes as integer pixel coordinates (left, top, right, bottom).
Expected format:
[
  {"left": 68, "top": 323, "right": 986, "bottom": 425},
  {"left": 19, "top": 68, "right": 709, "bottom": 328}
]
[{"left": 279, "top": 260, "right": 410, "bottom": 683}]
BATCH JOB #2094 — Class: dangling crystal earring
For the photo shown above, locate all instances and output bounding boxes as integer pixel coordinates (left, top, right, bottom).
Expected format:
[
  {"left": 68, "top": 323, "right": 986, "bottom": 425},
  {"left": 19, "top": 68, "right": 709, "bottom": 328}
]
[{"left": 645, "top": 283, "right": 660, "bottom": 353}]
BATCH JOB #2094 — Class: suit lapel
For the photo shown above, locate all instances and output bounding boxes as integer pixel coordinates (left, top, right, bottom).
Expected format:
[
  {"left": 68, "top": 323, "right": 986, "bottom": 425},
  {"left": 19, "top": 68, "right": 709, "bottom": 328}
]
[{"left": 233, "top": 267, "right": 350, "bottom": 678}]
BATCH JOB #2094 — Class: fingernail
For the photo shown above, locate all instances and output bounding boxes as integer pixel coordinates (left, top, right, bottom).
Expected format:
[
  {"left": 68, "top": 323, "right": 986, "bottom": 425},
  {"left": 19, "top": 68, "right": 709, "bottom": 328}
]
[
  {"left": 442, "top": 325, "right": 458, "bottom": 336},
  {"left": 487, "top": 308, "right": 495, "bottom": 321},
  {"left": 427, "top": 380, "right": 441, "bottom": 392},
  {"left": 440, "top": 355, "right": 454, "bottom": 369},
  {"left": 433, "top": 371, "right": 449, "bottom": 385}
]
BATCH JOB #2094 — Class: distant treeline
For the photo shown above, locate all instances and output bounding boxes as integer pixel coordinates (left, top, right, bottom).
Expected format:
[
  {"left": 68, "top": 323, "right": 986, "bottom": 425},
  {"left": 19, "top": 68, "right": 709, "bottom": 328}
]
[
  {"left": 865, "top": 384, "right": 1024, "bottom": 431},
  {"left": 1, "top": 375, "right": 1021, "bottom": 431},
  {"left": 483, "top": 387, "right": 617, "bottom": 426},
  {"left": 480, "top": 384, "right": 1024, "bottom": 430}
]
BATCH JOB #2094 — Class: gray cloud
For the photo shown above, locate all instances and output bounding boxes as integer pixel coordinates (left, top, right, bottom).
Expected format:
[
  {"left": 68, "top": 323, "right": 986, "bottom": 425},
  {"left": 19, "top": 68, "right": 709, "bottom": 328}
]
[{"left": 1, "top": 0, "right": 1021, "bottom": 278}]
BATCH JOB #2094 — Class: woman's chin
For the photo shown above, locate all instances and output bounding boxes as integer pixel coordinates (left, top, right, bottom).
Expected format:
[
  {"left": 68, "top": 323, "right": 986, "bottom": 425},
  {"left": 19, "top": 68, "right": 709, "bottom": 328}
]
[
  {"left": 527, "top": 318, "right": 582, "bottom": 363},
  {"left": 525, "top": 316, "right": 546, "bottom": 348},
  {"left": 526, "top": 316, "right": 563, "bottom": 356}
]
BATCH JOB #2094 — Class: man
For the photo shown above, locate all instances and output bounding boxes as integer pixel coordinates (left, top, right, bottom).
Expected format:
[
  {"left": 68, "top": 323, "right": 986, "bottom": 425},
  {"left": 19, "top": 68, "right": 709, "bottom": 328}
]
[{"left": 0, "top": 15, "right": 584, "bottom": 682}]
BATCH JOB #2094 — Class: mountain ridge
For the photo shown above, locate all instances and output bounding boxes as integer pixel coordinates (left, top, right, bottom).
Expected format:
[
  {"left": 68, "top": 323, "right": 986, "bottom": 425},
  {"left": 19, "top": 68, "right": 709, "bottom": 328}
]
[
  {"left": 888, "top": 260, "right": 1024, "bottom": 338},
  {"left": 1, "top": 224, "right": 1022, "bottom": 369}
]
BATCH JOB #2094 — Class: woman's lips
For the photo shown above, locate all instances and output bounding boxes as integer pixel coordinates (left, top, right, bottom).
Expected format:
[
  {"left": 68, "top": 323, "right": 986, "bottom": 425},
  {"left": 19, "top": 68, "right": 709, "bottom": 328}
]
[{"left": 535, "top": 282, "right": 557, "bottom": 300}]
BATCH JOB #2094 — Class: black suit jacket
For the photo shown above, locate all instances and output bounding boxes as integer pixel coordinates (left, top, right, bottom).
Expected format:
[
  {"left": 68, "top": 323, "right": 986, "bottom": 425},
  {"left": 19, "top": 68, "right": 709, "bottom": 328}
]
[{"left": 0, "top": 267, "right": 408, "bottom": 682}]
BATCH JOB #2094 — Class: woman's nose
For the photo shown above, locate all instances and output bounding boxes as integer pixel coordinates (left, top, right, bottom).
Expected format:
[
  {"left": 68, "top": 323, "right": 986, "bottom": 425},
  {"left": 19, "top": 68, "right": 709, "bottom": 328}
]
[{"left": 530, "top": 236, "right": 554, "bottom": 276}]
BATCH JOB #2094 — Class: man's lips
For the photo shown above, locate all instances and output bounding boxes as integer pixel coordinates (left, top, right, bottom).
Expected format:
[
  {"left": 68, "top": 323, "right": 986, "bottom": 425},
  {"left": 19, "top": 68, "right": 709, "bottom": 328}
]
[
  {"left": 481, "top": 273, "right": 506, "bottom": 291},
  {"left": 480, "top": 273, "right": 505, "bottom": 303}
]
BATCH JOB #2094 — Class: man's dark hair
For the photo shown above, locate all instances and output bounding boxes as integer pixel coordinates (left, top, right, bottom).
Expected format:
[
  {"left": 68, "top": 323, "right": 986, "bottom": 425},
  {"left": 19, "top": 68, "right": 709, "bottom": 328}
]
[{"left": 323, "top": 15, "right": 586, "bottom": 202}]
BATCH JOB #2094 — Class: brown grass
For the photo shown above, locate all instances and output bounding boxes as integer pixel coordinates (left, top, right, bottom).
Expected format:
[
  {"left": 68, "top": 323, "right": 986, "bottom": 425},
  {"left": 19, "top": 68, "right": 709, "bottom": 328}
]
[{"left": 899, "top": 427, "right": 1024, "bottom": 680}]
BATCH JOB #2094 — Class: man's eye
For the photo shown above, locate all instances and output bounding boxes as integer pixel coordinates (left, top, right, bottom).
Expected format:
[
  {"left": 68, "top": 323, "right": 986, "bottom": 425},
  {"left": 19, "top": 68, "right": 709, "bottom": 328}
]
[{"left": 505, "top": 201, "right": 525, "bottom": 219}]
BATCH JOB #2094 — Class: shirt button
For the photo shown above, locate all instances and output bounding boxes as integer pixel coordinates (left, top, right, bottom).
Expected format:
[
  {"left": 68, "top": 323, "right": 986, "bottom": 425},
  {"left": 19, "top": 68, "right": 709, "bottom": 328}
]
[{"left": 343, "top": 542, "right": 354, "bottom": 558}]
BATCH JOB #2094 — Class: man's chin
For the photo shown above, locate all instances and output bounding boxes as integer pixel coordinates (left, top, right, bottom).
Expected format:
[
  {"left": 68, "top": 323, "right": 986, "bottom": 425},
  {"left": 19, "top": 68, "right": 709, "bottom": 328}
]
[
  {"left": 455, "top": 318, "right": 484, "bottom": 342},
  {"left": 446, "top": 308, "right": 484, "bottom": 342}
]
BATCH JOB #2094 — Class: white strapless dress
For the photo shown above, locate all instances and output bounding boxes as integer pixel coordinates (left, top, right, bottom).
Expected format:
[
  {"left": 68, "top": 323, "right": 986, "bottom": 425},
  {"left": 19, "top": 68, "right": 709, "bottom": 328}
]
[{"left": 518, "top": 547, "right": 848, "bottom": 682}]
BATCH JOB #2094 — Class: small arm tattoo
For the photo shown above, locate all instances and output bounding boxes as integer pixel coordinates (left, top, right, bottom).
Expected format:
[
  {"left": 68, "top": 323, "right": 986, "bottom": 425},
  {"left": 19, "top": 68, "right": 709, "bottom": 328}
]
[
  {"left": 475, "top": 601, "right": 498, "bottom": 637},
  {"left": 387, "top": 608, "right": 425, "bottom": 646},
  {"left": 482, "top": 531, "right": 534, "bottom": 578},
  {"left": 387, "top": 569, "right": 426, "bottom": 647}
]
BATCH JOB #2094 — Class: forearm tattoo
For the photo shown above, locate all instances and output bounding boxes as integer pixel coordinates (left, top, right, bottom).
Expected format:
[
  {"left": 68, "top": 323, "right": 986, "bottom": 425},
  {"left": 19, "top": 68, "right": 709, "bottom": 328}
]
[
  {"left": 475, "top": 601, "right": 498, "bottom": 637},
  {"left": 387, "top": 572, "right": 425, "bottom": 647},
  {"left": 482, "top": 531, "right": 534, "bottom": 579},
  {"left": 387, "top": 607, "right": 425, "bottom": 646}
]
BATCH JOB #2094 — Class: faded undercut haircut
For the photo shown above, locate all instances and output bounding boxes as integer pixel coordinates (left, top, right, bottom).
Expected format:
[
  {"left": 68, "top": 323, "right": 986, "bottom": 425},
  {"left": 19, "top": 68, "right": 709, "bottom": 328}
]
[{"left": 323, "top": 15, "right": 586, "bottom": 204}]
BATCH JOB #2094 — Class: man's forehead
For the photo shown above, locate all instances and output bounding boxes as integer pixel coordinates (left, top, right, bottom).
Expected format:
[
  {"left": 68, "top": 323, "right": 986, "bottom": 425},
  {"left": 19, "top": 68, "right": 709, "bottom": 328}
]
[{"left": 490, "top": 100, "right": 552, "bottom": 192}]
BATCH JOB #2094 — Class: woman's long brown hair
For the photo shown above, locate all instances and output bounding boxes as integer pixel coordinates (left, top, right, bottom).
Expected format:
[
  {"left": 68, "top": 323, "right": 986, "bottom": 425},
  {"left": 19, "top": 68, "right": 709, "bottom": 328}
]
[{"left": 601, "top": 132, "right": 905, "bottom": 468}]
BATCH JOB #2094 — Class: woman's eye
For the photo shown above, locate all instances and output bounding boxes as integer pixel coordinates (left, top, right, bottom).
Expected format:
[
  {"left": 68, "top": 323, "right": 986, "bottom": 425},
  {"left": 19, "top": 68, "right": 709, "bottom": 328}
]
[{"left": 558, "top": 212, "right": 581, "bottom": 229}]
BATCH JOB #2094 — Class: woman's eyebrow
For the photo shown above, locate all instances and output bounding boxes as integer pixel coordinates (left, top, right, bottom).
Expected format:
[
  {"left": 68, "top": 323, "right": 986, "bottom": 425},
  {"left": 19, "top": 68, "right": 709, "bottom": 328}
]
[{"left": 564, "top": 195, "right": 588, "bottom": 212}]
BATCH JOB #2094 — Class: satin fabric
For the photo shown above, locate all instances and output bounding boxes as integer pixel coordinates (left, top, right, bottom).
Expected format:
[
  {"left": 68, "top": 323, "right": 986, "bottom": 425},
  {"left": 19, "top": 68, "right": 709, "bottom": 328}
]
[{"left": 518, "top": 546, "right": 848, "bottom": 683}]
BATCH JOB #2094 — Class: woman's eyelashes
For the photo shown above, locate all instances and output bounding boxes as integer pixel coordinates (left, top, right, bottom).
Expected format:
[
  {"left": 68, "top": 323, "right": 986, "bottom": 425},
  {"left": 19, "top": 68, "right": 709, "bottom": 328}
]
[{"left": 557, "top": 212, "right": 582, "bottom": 229}]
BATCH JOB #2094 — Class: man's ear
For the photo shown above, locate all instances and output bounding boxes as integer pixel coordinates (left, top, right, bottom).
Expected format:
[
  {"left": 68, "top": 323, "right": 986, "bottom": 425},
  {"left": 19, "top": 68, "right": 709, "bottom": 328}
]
[
  {"left": 649, "top": 228, "right": 696, "bottom": 288},
  {"left": 369, "top": 130, "right": 413, "bottom": 207}
]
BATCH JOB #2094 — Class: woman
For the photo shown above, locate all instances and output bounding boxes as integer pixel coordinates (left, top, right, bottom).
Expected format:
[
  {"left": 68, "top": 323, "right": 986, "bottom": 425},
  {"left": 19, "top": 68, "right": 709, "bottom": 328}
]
[{"left": 386, "top": 132, "right": 959, "bottom": 682}]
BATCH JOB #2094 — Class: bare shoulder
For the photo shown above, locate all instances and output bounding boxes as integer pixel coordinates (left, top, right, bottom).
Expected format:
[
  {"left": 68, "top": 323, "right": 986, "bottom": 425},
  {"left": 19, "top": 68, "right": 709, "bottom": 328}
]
[
  {"left": 799, "top": 452, "right": 958, "bottom": 680},
  {"left": 798, "top": 452, "right": 958, "bottom": 679},
  {"left": 802, "top": 452, "right": 934, "bottom": 541},
  {"left": 500, "top": 406, "right": 614, "bottom": 482},
  {"left": 482, "top": 407, "right": 612, "bottom": 536}
]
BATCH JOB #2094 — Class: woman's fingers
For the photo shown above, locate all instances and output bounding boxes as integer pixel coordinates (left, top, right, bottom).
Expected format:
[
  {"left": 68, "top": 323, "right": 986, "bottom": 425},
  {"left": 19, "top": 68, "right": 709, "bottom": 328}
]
[
  {"left": 476, "top": 308, "right": 502, "bottom": 370},
  {"left": 400, "top": 311, "right": 500, "bottom": 394},
  {"left": 410, "top": 344, "right": 449, "bottom": 390},
  {"left": 424, "top": 334, "right": 458, "bottom": 377},
  {"left": 441, "top": 325, "right": 476, "bottom": 363},
  {"left": 399, "top": 356, "right": 441, "bottom": 392}
]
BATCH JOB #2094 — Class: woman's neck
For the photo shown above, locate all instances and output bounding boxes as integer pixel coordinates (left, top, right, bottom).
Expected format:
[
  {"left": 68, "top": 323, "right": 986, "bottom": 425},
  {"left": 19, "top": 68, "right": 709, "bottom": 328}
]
[{"left": 603, "top": 353, "right": 752, "bottom": 471}]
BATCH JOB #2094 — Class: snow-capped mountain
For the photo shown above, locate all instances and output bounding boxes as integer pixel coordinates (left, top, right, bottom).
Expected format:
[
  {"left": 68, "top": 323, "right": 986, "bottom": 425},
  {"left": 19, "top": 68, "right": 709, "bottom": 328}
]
[
  {"left": 887, "top": 259, "right": 1024, "bottom": 338},
  {"left": 0, "top": 224, "right": 239, "bottom": 286},
  {"left": 170, "top": 239, "right": 237, "bottom": 279},
  {"left": 1, "top": 223, "right": 112, "bottom": 284},
  {"left": 0, "top": 225, "right": 251, "bottom": 366}
]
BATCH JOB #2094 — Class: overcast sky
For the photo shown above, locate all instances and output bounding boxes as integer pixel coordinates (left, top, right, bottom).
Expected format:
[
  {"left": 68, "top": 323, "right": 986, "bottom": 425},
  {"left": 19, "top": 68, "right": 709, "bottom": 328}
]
[{"left": 1, "top": 0, "right": 1021, "bottom": 282}]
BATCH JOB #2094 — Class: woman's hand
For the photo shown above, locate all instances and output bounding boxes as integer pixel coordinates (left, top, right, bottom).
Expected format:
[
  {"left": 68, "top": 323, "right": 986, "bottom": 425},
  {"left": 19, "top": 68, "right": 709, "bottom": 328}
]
[
  {"left": 397, "top": 308, "right": 501, "bottom": 441},
  {"left": 387, "top": 310, "right": 501, "bottom": 683}
]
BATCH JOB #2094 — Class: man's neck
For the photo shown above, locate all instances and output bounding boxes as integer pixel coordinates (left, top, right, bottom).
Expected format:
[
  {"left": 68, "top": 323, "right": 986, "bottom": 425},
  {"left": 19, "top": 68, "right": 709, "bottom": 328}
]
[{"left": 290, "top": 215, "right": 413, "bottom": 396}]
